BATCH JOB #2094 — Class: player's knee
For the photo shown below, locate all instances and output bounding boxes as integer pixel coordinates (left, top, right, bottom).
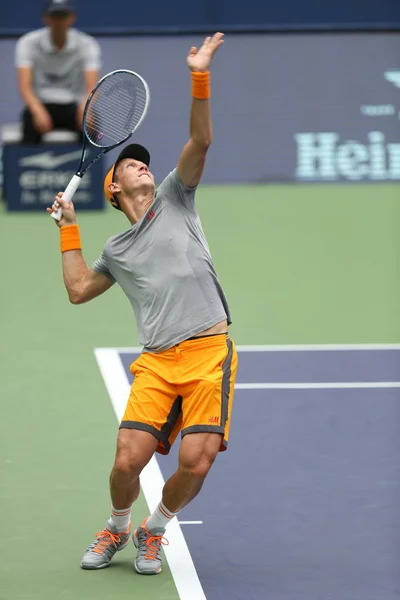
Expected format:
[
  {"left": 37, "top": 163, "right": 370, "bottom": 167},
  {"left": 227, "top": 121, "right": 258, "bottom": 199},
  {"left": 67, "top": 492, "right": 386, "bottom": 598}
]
[
  {"left": 113, "top": 439, "right": 147, "bottom": 477},
  {"left": 179, "top": 432, "right": 221, "bottom": 479},
  {"left": 179, "top": 450, "right": 217, "bottom": 480},
  {"left": 113, "top": 446, "right": 148, "bottom": 478},
  {"left": 113, "top": 429, "right": 157, "bottom": 477}
]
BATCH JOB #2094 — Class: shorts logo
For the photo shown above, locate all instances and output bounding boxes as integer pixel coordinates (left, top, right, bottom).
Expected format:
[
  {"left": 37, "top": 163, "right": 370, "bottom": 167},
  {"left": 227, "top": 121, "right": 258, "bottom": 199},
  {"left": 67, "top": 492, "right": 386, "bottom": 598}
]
[
  {"left": 208, "top": 416, "right": 220, "bottom": 424},
  {"left": 146, "top": 209, "right": 156, "bottom": 222}
]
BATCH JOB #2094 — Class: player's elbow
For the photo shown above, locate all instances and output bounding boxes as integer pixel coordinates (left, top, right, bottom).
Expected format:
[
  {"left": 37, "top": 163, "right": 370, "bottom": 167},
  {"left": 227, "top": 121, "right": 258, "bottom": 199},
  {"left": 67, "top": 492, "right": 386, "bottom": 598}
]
[
  {"left": 200, "top": 137, "right": 212, "bottom": 150},
  {"left": 68, "top": 292, "right": 83, "bottom": 305},
  {"left": 67, "top": 287, "right": 85, "bottom": 305},
  {"left": 201, "top": 132, "right": 212, "bottom": 146},
  {"left": 192, "top": 135, "right": 212, "bottom": 151}
]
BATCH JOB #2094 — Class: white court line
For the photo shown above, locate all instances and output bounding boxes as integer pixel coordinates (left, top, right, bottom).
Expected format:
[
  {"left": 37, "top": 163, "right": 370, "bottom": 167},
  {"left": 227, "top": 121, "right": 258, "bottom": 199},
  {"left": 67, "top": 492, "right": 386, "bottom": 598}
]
[
  {"left": 94, "top": 348, "right": 206, "bottom": 600},
  {"left": 228, "top": 344, "right": 400, "bottom": 352},
  {"left": 111, "top": 344, "right": 400, "bottom": 353},
  {"left": 178, "top": 521, "right": 203, "bottom": 525},
  {"left": 236, "top": 382, "right": 400, "bottom": 389},
  {"left": 95, "top": 347, "right": 400, "bottom": 391}
]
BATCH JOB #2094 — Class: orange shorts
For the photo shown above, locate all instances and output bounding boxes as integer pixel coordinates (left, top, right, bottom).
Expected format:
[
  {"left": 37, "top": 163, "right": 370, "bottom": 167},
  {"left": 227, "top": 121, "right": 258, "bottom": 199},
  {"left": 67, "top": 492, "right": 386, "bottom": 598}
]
[{"left": 120, "top": 333, "right": 238, "bottom": 455}]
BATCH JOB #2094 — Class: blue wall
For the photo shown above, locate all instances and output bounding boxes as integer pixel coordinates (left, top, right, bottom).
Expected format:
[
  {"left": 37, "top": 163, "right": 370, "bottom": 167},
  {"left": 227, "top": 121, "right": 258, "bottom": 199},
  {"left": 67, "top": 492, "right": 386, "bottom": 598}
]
[
  {"left": 1, "top": 0, "right": 400, "bottom": 35},
  {"left": 2, "top": 33, "right": 400, "bottom": 184}
]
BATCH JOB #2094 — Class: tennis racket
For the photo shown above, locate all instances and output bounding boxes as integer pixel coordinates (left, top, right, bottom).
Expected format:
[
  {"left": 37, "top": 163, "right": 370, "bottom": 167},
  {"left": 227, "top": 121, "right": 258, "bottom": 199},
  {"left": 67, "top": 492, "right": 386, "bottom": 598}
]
[{"left": 51, "top": 69, "right": 150, "bottom": 220}]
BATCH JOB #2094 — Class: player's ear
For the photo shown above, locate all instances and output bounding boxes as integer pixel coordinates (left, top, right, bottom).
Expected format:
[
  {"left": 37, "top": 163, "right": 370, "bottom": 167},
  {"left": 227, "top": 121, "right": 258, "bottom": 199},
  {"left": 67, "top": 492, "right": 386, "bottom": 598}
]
[{"left": 108, "top": 181, "right": 120, "bottom": 195}]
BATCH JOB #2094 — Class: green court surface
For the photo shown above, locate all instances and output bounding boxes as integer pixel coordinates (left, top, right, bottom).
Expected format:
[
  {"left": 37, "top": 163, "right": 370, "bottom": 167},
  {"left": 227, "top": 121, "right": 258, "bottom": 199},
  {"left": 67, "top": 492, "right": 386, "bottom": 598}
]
[{"left": 0, "top": 182, "right": 399, "bottom": 599}]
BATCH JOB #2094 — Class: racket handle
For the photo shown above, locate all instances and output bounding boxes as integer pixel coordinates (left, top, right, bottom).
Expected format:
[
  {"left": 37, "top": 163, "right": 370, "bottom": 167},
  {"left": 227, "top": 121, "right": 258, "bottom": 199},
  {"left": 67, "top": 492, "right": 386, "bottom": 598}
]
[{"left": 51, "top": 174, "right": 83, "bottom": 221}]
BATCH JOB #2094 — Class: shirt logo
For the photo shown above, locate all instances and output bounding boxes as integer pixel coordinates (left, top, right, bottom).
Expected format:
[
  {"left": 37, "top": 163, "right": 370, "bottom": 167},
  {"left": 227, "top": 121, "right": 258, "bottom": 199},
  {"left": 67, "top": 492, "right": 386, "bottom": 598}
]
[
  {"left": 208, "top": 416, "right": 220, "bottom": 424},
  {"left": 146, "top": 209, "right": 155, "bottom": 222}
]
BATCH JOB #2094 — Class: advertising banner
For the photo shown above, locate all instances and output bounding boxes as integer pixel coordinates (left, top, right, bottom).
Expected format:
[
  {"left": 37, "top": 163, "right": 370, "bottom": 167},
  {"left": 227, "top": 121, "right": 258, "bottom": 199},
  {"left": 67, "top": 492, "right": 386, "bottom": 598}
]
[
  {"left": 1, "top": 34, "right": 399, "bottom": 185},
  {"left": 3, "top": 144, "right": 104, "bottom": 212},
  {"left": 292, "top": 70, "right": 400, "bottom": 182},
  {"left": 206, "top": 33, "right": 400, "bottom": 184}
]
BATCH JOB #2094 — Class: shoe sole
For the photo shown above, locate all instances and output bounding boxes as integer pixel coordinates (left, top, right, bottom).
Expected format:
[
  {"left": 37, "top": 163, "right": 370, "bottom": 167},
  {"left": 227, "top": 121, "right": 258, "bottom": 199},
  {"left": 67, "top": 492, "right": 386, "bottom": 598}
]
[
  {"left": 80, "top": 561, "right": 111, "bottom": 570},
  {"left": 132, "top": 530, "right": 162, "bottom": 575},
  {"left": 80, "top": 539, "right": 130, "bottom": 570}
]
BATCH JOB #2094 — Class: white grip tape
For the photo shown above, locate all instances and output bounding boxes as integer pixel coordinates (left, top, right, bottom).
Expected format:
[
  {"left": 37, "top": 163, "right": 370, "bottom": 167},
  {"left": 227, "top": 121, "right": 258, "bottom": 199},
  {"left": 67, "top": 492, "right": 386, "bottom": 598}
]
[{"left": 51, "top": 174, "right": 83, "bottom": 221}]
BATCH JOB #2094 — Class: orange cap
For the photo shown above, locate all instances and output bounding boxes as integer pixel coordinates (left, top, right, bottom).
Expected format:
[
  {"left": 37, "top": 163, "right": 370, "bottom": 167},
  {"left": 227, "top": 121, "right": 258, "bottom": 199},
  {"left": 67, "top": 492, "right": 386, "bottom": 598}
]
[{"left": 104, "top": 164, "right": 121, "bottom": 209}]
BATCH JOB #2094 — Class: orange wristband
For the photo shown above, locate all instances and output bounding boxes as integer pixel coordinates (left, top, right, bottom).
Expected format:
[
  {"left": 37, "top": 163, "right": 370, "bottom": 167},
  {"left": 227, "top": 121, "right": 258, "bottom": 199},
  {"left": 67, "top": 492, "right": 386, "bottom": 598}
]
[
  {"left": 191, "top": 71, "right": 210, "bottom": 99},
  {"left": 60, "top": 224, "right": 82, "bottom": 253}
]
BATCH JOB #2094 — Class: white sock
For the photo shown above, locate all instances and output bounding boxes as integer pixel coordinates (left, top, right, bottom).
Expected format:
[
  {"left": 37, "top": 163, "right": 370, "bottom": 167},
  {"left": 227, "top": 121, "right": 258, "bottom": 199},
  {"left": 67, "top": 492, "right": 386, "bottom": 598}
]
[
  {"left": 109, "top": 505, "right": 132, "bottom": 532},
  {"left": 145, "top": 501, "right": 179, "bottom": 531}
]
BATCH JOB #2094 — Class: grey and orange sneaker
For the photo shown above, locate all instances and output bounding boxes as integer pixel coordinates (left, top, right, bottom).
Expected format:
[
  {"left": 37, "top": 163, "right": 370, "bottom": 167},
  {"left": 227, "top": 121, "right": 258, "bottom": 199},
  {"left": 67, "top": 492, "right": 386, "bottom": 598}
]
[
  {"left": 80, "top": 519, "right": 131, "bottom": 569},
  {"left": 133, "top": 518, "right": 169, "bottom": 575}
]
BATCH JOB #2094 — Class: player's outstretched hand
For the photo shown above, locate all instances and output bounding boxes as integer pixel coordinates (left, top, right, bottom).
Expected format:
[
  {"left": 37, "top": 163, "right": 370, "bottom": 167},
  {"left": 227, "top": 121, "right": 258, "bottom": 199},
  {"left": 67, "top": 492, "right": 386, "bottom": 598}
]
[
  {"left": 187, "top": 32, "right": 224, "bottom": 73},
  {"left": 46, "top": 192, "right": 76, "bottom": 228}
]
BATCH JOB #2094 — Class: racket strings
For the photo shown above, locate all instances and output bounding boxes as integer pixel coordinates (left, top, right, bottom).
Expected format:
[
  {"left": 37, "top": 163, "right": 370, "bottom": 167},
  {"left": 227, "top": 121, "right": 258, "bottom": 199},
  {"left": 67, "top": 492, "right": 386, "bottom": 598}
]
[
  {"left": 86, "top": 96, "right": 146, "bottom": 136},
  {"left": 86, "top": 96, "right": 146, "bottom": 143},
  {"left": 87, "top": 90, "right": 147, "bottom": 125},
  {"left": 84, "top": 73, "right": 149, "bottom": 148}
]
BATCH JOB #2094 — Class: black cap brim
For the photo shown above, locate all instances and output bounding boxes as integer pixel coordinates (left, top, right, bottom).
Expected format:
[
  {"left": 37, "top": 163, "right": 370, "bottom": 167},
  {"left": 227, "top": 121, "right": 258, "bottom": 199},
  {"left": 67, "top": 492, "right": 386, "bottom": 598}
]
[{"left": 112, "top": 144, "right": 150, "bottom": 180}]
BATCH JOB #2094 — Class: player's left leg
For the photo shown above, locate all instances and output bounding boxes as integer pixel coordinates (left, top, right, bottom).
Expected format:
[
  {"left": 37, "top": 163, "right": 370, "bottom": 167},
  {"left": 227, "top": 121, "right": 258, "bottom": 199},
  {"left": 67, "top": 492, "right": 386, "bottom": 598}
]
[
  {"left": 133, "top": 432, "right": 222, "bottom": 574},
  {"left": 163, "top": 430, "right": 222, "bottom": 510},
  {"left": 133, "top": 333, "right": 238, "bottom": 575}
]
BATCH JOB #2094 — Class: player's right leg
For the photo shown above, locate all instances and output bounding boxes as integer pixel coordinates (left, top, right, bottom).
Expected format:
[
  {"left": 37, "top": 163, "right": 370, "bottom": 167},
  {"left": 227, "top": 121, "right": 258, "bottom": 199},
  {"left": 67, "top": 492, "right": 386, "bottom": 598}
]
[
  {"left": 80, "top": 429, "right": 158, "bottom": 569},
  {"left": 81, "top": 351, "right": 179, "bottom": 570}
]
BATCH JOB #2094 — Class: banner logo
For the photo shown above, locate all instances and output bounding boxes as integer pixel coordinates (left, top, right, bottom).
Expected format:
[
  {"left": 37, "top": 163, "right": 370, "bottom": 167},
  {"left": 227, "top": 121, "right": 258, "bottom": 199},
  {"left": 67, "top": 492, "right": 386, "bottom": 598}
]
[
  {"left": 20, "top": 150, "right": 82, "bottom": 169},
  {"left": 295, "top": 69, "right": 400, "bottom": 181}
]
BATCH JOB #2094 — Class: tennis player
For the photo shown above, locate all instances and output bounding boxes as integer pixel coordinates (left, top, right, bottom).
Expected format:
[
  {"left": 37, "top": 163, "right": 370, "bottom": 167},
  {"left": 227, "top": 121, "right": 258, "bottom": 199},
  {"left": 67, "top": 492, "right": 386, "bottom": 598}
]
[{"left": 48, "top": 32, "right": 237, "bottom": 575}]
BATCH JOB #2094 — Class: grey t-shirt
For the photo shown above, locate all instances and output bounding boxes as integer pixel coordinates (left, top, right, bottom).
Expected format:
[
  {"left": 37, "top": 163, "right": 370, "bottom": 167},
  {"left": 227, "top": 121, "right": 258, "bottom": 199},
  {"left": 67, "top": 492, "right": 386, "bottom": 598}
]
[
  {"left": 93, "top": 169, "right": 231, "bottom": 352},
  {"left": 15, "top": 28, "right": 101, "bottom": 104}
]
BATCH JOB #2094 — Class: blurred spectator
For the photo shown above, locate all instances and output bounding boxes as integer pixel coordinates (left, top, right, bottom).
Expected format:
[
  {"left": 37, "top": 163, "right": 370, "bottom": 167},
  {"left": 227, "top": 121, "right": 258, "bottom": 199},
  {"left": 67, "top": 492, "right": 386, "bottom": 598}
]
[{"left": 15, "top": 0, "right": 101, "bottom": 143}]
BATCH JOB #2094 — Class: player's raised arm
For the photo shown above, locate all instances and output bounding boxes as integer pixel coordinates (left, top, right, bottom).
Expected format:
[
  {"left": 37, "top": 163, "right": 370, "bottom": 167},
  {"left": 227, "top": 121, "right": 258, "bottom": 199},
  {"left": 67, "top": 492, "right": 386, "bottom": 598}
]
[
  {"left": 177, "top": 32, "right": 224, "bottom": 189},
  {"left": 47, "top": 193, "right": 113, "bottom": 304}
]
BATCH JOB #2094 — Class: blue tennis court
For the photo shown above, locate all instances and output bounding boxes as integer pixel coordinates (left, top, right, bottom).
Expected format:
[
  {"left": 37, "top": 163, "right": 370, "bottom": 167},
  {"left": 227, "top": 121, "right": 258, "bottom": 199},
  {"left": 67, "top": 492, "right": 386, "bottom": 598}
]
[{"left": 96, "top": 345, "right": 400, "bottom": 600}]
